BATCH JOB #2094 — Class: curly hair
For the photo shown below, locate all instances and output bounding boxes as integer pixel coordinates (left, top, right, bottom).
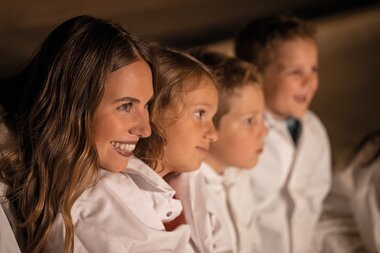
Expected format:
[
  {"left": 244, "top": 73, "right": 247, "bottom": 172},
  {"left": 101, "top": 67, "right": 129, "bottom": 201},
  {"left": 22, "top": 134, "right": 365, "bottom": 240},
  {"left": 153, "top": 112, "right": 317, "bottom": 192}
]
[{"left": 134, "top": 46, "right": 216, "bottom": 171}]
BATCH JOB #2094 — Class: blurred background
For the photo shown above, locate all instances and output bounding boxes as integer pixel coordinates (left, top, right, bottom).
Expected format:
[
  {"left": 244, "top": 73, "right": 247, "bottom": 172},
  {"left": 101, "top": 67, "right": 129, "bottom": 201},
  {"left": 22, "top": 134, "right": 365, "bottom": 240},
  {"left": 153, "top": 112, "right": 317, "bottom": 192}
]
[{"left": 1, "top": 0, "right": 380, "bottom": 168}]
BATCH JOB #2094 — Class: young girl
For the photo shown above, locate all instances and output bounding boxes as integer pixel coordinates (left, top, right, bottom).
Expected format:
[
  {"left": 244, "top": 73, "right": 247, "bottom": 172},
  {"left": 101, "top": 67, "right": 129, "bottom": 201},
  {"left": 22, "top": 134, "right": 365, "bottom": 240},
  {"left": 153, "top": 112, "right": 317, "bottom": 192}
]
[
  {"left": 167, "top": 51, "right": 267, "bottom": 253},
  {"left": 0, "top": 16, "right": 192, "bottom": 253},
  {"left": 134, "top": 46, "right": 219, "bottom": 231},
  {"left": 135, "top": 45, "right": 219, "bottom": 177}
]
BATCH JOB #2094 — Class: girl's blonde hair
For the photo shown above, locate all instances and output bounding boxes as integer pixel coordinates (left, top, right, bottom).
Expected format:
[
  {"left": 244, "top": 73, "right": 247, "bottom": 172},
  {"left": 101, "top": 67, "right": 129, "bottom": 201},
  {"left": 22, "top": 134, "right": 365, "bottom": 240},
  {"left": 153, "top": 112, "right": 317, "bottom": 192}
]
[{"left": 0, "top": 15, "right": 152, "bottom": 253}]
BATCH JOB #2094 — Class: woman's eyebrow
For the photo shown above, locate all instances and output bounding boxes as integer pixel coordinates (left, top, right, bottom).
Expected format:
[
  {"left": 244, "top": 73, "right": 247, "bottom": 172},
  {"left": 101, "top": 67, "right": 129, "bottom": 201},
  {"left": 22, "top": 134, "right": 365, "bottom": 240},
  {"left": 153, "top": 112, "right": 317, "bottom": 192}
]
[{"left": 113, "top": 96, "right": 140, "bottom": 104}]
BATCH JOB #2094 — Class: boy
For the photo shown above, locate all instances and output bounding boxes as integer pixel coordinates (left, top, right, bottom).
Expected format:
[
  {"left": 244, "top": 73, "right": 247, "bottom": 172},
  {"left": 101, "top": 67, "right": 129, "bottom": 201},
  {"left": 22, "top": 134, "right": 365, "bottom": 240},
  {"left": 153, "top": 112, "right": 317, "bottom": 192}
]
[{"left": 235, "top": 16, "right": 331, "bottom": 253}]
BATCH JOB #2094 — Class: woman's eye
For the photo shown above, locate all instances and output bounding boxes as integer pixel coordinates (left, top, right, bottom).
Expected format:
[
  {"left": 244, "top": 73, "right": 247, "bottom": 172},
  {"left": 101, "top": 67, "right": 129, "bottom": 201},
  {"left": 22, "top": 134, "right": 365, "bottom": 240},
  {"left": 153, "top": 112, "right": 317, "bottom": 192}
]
[
  {"left": 194, "top": 110, "right": 206, "bottom": 119},
  {"left": 117, "top": 102, "right": 133, "bottom": 112}
]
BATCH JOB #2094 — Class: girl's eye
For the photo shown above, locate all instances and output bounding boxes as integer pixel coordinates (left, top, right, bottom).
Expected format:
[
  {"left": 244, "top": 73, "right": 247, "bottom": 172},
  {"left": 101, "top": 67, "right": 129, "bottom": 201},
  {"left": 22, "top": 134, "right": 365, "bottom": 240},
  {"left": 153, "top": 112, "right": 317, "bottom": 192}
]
[
  {"left": 117, "top": 102, "right": 133, "bottom": 112},
  {"left": 194, "top": 110, "right": 206, "bottom": 119},
  {"left": 311, "top": 66, "right": 319, "bottom": 73}
]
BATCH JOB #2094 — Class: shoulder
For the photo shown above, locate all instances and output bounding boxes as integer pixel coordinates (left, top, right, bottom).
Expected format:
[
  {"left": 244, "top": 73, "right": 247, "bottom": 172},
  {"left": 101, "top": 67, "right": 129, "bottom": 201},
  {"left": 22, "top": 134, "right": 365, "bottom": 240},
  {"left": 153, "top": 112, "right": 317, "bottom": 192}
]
[
  {"left": 71, "top": 170, "right": 140, "bottom": 219},
  {"left": 303, "top": 110, "right": 330, "bottom": 142},
  {"left": 304, "top": 111, "right": 327, "bottom": 131}
]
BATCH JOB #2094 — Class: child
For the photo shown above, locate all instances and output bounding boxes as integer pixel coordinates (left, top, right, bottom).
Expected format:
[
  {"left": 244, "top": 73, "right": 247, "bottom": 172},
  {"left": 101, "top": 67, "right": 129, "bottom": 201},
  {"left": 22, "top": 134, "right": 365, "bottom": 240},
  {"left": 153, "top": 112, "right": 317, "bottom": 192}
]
[
  {"left": 0, "top": 16, "right": 193, "bottom": 253},
  {"left": 134, "top": 47, "right": 220, "bottom": 252},
  {"left": 312, "top": 130, "right": 380, "bottom": 253},
  {"left": 169, "top": 51, "right": 267, "bottom": 253},
  {"left": 135, "top": 46, "right": 219, "bottom": 178},
  {"left": 235, "top": 15, "right": 332, "bottom": 253}
]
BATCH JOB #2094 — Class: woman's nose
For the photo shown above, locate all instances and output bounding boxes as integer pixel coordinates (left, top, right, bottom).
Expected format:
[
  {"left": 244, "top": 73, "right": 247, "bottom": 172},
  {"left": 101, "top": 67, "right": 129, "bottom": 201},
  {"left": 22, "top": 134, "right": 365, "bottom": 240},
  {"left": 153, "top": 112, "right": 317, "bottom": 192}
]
[{"left": 129, "top": 109, "right": 151, "bottom": 138}]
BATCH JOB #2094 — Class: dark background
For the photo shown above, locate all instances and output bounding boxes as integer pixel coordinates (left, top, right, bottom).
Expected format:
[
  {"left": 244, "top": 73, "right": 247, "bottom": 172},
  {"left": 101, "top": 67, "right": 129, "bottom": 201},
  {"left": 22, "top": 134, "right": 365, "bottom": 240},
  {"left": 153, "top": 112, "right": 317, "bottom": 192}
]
[{"left": 1, "top": 0, "right": 380, "bottom": 167}]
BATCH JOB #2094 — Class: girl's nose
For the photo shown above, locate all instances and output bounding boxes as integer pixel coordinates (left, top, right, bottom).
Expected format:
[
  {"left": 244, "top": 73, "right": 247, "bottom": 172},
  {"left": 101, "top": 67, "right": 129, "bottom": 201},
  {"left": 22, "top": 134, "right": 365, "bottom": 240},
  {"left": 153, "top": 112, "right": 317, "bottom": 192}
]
[{"left": 206, "top": 122, "right": 218, "bottom": 142}]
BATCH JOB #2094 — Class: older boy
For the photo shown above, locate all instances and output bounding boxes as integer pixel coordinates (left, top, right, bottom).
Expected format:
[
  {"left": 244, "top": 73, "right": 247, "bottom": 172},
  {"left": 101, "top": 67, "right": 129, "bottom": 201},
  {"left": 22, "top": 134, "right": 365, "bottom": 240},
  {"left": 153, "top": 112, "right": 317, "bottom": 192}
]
[{"left": 235, "top": 16, "right": 331, "bottom": 253}]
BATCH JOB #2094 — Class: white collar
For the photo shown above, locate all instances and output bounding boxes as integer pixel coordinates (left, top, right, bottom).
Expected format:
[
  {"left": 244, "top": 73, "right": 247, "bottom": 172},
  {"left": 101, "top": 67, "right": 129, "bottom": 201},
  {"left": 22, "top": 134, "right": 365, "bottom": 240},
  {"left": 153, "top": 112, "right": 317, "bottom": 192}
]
[
  {"left": 124, "top": 156, "right": 181, "bottom": 223},
  {"left": 123, "top": 156, "right": 175, "bottom": 195},
  {"left": 264, "top": 110, "right": 310, "bottom": 128},
  {"left": 200, "top": 162, "right": 223, "bottom": 185}
]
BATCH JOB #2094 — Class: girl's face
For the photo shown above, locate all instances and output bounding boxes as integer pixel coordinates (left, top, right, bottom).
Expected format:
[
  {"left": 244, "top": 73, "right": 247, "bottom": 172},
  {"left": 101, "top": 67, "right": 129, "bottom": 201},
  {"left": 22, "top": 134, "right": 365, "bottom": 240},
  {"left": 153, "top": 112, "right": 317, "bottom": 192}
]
[
  {"left": 207, "top": 85, "right": 268, "bottom": 172},
  {"left": 93, "top": 60, "right": 153, "bottom": 172},
  {"left": 161, "top": 77, "right": 218, "bottom": 175}
]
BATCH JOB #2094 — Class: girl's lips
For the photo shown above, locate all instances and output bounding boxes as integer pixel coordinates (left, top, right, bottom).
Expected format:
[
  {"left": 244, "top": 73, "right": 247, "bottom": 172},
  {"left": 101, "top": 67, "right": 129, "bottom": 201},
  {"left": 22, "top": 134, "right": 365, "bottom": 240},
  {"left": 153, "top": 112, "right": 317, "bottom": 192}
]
[
  {"left": 114, "top": 147, "right": 133, "bottom": 157},
  {"left": 196, "top": 146, "right": 209, "bottom": 153}
]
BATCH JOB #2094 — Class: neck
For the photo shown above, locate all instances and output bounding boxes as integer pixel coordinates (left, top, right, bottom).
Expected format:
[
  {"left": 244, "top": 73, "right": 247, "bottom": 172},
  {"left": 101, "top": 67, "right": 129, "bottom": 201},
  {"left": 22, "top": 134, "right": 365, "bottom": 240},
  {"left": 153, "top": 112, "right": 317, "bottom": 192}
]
[
  {"left": 205, "top": 154, "right": 227, "bottom": 175},
  {"left": 155, "top": 162, "right": 170, "bottom": 177},
  {"left": 266, "top": 108, "right": 287, "bottom": 120}
]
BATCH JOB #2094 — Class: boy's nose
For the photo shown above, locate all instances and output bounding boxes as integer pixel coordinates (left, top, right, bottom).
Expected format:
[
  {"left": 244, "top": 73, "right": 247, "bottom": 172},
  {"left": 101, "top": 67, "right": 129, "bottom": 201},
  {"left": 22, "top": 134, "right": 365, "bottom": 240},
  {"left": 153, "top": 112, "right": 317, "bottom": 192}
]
[{"left": 303, "top": 72, "right": 318, "bottom": 87}]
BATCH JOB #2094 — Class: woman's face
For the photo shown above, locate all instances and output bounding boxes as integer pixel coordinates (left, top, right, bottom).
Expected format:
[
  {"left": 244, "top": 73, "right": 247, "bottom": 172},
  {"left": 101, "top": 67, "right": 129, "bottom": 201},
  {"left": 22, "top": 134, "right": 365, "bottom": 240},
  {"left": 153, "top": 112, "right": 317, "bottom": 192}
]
[
  {"left": 93, "top": 60, "right": 153, "bottom": 172},
  {"left": 161, "top": 77, "right": 218, "bottom": 175}
]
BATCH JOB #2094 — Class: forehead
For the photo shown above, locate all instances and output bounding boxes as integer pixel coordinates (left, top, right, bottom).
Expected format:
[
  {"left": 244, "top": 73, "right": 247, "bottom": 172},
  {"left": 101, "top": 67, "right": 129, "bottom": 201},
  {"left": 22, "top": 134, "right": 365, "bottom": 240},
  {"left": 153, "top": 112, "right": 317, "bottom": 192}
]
[
  {"left": 163, "top": 76, "right": 217, "bottom": 122},
  {"left": 273, "top": 38, "right": 317, "bottom": 60},
  {"left": 226, "top": 85, "right": 263, "bottom": 112},
  {"left": 102, "top": 60, "right": 153, "bottom": 101},
  {"left": 182, "top": 76, "right": 217, "bottom": 100}
]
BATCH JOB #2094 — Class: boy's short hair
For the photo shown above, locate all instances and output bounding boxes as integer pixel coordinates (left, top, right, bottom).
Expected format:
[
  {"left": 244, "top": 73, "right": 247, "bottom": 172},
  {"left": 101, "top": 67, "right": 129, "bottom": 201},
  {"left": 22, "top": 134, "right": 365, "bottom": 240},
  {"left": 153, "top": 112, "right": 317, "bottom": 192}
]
[
  {"left": 191, "top": 50, "right": 262, "bottom": 128},
  {"left": 235, "top": 15, "right": 316, "bottom": 71}
]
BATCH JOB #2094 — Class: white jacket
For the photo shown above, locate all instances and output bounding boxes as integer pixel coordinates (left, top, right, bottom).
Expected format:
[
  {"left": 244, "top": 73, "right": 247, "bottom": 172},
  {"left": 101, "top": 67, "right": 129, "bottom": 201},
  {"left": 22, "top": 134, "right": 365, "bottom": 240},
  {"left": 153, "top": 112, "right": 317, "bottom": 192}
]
[
  {"left": 250, "top": 111, "right": 331, "bottom": 253},
  {"left": 170, "top": 166, "right": 235, "bottom": 253},
  {"left": 47, "top": 156, "right": 194, "bottom": 253},
  {"left": 312, "top": 136, "right": 380, "bottom": 253},
  {"left": 223, "top": 167, "right": 262, "bottom": 253},
  {"left": 170, "top": 163, "right": 261, "bottom": 253}
]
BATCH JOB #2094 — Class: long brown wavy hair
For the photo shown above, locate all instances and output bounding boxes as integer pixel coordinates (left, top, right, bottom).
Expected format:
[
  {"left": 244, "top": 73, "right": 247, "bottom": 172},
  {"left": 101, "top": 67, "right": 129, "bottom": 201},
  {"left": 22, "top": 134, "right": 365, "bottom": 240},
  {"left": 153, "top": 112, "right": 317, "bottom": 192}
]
[
  {"left": 134, "top": 46, "right": 216, "bottom": 172},
  {"left": 0, "top": 15, "right": 152, "bottom": 253}
]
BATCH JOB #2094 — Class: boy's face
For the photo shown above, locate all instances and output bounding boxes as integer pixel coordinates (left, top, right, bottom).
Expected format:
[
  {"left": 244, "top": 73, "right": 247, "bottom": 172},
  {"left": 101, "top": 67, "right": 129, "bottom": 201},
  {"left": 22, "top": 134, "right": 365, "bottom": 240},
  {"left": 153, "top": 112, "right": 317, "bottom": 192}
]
[
  {"left": 262, "top": 38, "right": 318, "bottom": 119},
  {"left": 208, "top": 85, "right": 268, "bottom": 170}
]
